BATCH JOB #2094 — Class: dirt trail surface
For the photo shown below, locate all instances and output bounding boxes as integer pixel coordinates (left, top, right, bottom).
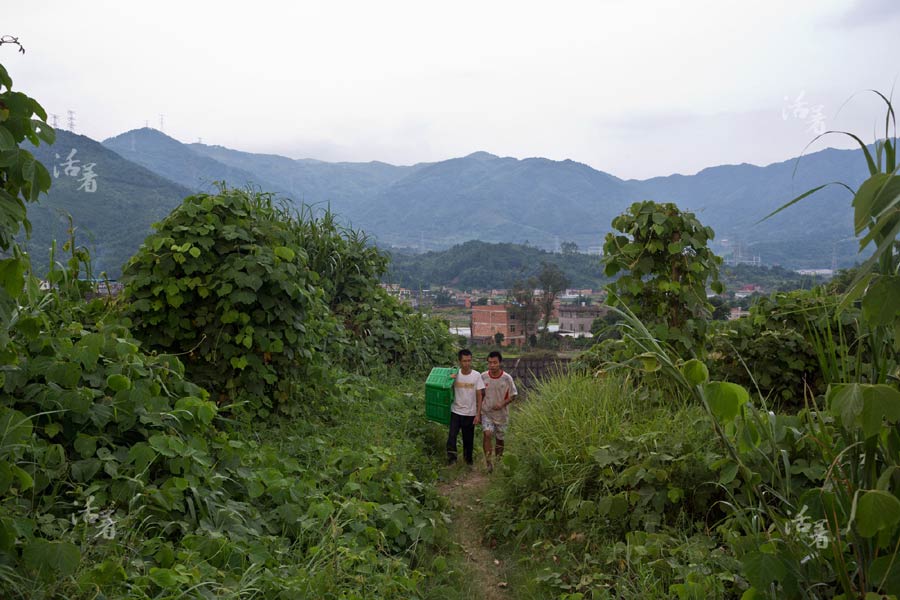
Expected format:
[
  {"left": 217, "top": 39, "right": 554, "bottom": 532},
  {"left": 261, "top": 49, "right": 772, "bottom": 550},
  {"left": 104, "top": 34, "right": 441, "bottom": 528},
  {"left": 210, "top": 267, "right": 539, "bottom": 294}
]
[{"left": 439, "top": 467, "right": 510, "bottom": 600}]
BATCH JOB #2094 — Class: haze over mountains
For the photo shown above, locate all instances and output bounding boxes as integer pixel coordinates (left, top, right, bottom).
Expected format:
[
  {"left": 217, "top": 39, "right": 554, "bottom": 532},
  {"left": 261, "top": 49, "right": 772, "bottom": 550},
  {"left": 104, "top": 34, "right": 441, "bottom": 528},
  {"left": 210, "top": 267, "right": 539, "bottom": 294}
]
[{"left": 27, "top": 127, "right": 868, "bottom": 276}]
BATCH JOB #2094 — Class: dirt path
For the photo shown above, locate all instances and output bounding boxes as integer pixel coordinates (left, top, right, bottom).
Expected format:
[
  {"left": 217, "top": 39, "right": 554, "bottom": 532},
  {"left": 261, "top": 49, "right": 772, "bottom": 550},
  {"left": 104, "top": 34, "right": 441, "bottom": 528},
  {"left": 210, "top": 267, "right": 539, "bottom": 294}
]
[{"left": 439, "top": 467, "right": 510, "bottom": 600}]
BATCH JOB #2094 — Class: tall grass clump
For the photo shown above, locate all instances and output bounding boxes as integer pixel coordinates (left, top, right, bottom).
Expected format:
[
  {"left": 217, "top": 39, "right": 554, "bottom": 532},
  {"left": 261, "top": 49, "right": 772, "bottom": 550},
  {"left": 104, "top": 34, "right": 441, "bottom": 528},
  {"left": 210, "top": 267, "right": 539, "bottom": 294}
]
[
  {"left": 488, "top": 373, "right": 718, "bottom": 537},
  {"left": 483, "top": 373, "right": 741, "bottom": 597}
]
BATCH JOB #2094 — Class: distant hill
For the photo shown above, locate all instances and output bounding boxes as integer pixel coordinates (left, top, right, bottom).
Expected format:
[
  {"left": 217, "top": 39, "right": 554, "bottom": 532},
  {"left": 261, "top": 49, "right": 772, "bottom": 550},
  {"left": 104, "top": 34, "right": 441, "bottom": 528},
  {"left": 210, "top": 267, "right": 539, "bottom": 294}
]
[
  {"left": 362, "top": 152, "right": 630, "bottom": 251},
  {"left": 103, "top": 128, "right": 278, "bottom": 195},
  {"left": 27, "top": 130, "right": 192, "bottom": 276},
  {"left": 386, "top": 240, "right": 608, "bottom": 290},
  {"left": 385, "top": 241, "right": 815, "bottom": 293},
  {"left": 100, "top": 128, "right": 871, "bottom": 269},
  {"left": 631, "top": 148, "right": 868, "bottom": 267},
  {"left": 187, "top": 142, "right": 417, "bottom": 218}
]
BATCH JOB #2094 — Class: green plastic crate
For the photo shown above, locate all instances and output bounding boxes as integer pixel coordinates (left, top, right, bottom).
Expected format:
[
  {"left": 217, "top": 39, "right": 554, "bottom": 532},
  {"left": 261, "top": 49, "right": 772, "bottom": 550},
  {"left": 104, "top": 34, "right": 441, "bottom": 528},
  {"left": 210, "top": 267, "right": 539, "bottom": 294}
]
[{"left": 425, "top": 367, "right": 456, "bottom": 425}]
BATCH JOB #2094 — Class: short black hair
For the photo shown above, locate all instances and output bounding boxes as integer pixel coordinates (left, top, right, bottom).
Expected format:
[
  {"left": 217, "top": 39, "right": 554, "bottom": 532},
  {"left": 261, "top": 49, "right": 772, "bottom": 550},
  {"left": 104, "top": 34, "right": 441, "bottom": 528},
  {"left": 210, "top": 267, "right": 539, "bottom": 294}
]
[
  {"left": 487, "top": 351, "right": 503, "bottom": 362},
  {"left": 458, "top": 348, "right": 473, "bottom": 360}
]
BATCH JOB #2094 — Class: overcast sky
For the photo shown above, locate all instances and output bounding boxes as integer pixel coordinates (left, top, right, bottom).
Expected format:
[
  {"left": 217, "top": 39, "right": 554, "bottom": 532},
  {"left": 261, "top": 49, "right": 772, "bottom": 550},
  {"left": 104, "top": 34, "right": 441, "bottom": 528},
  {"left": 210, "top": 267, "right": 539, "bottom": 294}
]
[{"left": 6, "top": 0, "right": 900, "bottom": 179}]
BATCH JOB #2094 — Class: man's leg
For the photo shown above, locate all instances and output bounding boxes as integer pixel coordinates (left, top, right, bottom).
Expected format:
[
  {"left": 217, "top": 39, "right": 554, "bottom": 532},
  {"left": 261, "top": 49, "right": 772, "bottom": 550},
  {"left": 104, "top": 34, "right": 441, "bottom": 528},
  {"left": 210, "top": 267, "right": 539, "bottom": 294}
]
[
  {"left": 446, "top": 412, "right": 461, "bottom": 464},
  {"left": 461, "top": 415, "right": 475, "bottom": 465},
  {"left": 481, "top": 414, "right": 495, "bottom": 472},
  {"left": 483, "top": 429, "right": 493, "bottom": 471},
  {"left": 495, "top": 422, "right": 506, "bottom": 459}
]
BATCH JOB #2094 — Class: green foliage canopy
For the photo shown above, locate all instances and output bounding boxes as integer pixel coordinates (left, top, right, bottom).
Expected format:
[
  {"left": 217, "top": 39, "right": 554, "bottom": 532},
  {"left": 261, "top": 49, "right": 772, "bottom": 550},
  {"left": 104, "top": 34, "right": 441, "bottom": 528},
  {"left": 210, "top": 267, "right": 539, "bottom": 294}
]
[
  {"left": 122, "top": 189, "right": 338, "bottom": 416},
  {"left": 602, "top": 200, "right": 723, "bottom": 355}
]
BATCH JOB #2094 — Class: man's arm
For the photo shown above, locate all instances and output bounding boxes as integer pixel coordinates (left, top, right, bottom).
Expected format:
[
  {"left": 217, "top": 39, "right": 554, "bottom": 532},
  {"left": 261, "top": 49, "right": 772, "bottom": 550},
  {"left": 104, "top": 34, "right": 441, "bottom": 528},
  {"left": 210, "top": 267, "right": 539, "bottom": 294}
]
[
  {"left": 503, "top": 376, "right": 518, "bottom": 409},
  {"left": 474, "top": 388, "right": 484, "bottom": 423}
]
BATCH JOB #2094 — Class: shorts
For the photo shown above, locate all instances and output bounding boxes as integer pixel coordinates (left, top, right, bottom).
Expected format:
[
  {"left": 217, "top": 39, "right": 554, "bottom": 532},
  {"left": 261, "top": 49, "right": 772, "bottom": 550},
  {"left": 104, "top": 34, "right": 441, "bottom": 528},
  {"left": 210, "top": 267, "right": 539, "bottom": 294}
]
[{"left": 481, "top": 412, "right": 508, "bottom": 440}]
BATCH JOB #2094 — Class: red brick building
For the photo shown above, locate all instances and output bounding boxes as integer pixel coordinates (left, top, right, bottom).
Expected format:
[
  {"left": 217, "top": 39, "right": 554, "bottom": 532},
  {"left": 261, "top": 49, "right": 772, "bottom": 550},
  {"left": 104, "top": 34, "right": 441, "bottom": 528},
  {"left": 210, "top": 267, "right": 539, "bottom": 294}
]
[{"left": 470, "top": 304, "right": 536, "bottom": 346}]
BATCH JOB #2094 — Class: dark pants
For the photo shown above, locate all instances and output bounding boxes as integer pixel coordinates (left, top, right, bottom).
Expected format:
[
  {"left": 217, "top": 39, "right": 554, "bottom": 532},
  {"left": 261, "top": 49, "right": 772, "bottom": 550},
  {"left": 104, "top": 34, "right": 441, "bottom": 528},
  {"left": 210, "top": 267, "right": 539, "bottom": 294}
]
[{"left": 446, "top": 412, "right": 475, "bottom": 464}]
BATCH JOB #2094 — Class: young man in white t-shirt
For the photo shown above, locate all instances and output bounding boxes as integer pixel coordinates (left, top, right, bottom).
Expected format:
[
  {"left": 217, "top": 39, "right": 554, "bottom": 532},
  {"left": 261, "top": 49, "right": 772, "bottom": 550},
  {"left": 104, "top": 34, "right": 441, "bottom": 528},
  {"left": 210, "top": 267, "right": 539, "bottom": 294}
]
[{"left": 447, "top": 348, "right": 485, "bottom": 465}]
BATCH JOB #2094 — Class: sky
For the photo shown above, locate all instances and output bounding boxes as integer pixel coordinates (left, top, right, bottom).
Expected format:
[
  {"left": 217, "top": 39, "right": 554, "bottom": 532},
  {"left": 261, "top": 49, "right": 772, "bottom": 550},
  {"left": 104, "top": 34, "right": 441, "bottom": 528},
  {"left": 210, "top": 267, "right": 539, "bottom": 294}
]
[{"left": 5, "top": 0, "right": 900, "bottom": 179}]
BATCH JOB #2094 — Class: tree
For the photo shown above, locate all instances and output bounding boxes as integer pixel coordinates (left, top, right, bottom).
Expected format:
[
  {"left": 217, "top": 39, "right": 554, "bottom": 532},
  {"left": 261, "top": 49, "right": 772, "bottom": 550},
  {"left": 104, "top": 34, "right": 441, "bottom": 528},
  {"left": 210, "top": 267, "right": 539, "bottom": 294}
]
[
  {"left": 508, "top": 277, "right": 539, "bottom": 345},
  {"left": 560, "top": 241, "right": 579, "bottom": 255},
  {"left": 591, "top": 311, "right": 622, "bottom": 338},
  {"left": 602, "top": 200, "right": 722, "bottom": 356},
  {"left": 709, "top": 295, "right": 730, "bottom": 320},
  {"left": 537, "top": 262, "right": 568, "bottom": 331},
  {"left": 0, "top": 51, "right": 54, "bottom": 313}
]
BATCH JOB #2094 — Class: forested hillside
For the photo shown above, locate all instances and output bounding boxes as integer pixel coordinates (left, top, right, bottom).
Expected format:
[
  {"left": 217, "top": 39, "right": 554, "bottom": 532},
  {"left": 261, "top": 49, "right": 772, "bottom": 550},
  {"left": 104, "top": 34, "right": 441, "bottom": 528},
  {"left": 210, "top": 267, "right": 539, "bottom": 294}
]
[
  {"left": 27, "top": 130, "right": 192, "bottom": 276},
  {"left": 385, "top": 240, "right": 608, "bottom": 289}
]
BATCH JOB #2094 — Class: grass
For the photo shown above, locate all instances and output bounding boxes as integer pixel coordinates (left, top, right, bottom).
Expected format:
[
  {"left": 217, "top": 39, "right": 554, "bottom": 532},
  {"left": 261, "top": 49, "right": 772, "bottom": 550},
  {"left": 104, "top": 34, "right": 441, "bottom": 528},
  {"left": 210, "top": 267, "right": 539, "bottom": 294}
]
[{"left": 478, "top": 372, "right": 741, "bottom": 598}]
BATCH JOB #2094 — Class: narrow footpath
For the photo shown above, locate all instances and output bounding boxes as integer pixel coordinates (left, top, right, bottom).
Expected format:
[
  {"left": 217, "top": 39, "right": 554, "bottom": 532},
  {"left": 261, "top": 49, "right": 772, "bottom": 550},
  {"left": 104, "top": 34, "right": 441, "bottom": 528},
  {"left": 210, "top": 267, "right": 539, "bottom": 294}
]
[{"left": 438, "top": 466, "right": 511, "bottom": 600}]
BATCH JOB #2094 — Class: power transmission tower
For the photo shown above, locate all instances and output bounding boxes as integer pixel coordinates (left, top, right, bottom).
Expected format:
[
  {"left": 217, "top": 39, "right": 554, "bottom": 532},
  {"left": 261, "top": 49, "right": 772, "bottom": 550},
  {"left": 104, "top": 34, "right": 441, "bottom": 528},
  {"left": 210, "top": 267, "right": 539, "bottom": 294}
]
[
  {"left": 67, "top": 110, "right": 76, "bottom": 131},
  {"left": 50, "top": 114, "right": 59, "bottom": 128},
  {"left": 159, "top": 114, "right": 165, "bottom": 132}
]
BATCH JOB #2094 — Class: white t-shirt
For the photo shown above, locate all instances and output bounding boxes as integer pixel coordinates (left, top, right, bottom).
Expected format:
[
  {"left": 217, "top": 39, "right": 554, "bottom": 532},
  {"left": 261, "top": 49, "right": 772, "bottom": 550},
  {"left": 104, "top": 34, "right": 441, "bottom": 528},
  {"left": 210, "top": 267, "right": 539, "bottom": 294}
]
[{"left": 451, "top": 369, "right": 486, "bottom": 416}]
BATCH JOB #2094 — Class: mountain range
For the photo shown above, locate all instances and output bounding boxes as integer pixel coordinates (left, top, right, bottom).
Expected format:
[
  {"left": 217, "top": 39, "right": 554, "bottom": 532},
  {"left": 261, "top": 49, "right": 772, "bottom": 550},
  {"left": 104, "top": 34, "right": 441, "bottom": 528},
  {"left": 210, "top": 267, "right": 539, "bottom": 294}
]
[{"left": 24, "top": 127, "right": 870, "bottom": 276}]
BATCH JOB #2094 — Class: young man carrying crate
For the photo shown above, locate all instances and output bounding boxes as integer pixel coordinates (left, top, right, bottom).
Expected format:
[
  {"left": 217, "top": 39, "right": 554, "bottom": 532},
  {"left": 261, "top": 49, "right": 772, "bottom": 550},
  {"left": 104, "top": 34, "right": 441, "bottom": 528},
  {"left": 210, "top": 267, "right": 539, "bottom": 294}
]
[{"left": 447, "top": 349, "right": 485, "bottom": 466}]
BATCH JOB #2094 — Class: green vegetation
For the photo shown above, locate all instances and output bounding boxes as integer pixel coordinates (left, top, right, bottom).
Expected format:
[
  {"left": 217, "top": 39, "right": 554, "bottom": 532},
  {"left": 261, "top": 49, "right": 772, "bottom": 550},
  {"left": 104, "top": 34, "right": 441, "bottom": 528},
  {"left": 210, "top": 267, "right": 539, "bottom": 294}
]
[
  {"left": 602, "top": 200, "right": 723, "bottom": 356},
  {"left": 1, "top": 58, "right": 463, "bottom": 599},
  {"left": 122, "top": 189, "right": 453, "bottom": 420},
  {"left": 537, "top": 262, "right": 568, "bottom": 330},
  {"left": 719, "top": 263, "right": 811, "bottom": 293},
  {"left": 386, "top": 240, "right": 607, "bottom": 289},
  {"left": 483, "top": 374, "right": 740, "bottom": 598}
]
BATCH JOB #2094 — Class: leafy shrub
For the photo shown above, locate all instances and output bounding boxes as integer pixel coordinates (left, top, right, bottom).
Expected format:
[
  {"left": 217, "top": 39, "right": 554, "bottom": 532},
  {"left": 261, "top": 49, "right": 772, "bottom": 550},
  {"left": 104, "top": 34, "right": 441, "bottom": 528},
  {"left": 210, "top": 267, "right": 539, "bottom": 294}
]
[
  {"left": 0, "top": 286, "right": 218, "bottom": 594},
  {"left": 123, "top": 193, "right": 453, "bottom": 417},
  {"left": 523, "top": 530, "right": 741, "bottom": 599},
  {"left": 483, "top": 373, "right": 741, "bottom": 598},
  {"left": 709, "top": 288, "right": 863, "bottom": 410},
  {"left": 602, "top": 201, "right": 722, "bottom": 357},
  {"left": 485, "top": 374, "right": 722, "bottom": 540},
  {"left": 122, "top": 189, "right": 341, "bottom": 416}
]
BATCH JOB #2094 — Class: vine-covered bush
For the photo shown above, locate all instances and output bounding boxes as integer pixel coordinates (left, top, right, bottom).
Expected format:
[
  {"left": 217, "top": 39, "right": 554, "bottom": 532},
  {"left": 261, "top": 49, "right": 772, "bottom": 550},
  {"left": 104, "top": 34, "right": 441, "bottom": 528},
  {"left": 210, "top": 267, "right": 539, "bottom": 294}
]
[
  {"left": 122, "top": 191, "right": 454, "bottom": 418},
  {"left": 708, "top": 288, "right": 860, "bottom": 409},
  {"left": 121, "top": 190, "right": 342, "bottom": 416},
  {"left": 602, "top": 200, "right": 722, "bottom": 357}
]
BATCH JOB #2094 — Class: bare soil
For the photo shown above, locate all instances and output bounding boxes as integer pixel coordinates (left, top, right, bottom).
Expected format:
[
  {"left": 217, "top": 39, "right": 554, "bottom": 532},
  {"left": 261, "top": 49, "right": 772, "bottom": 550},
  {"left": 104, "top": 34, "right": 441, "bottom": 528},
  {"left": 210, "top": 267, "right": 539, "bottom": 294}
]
[{"left": 438, "top": 465, "right": 510, "bottom": 600}]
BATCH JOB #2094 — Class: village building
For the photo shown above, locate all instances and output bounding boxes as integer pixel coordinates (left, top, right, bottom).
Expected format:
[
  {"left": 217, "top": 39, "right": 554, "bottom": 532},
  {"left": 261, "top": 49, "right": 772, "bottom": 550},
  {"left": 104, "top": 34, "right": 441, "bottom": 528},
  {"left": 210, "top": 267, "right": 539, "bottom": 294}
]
[
  {"left": 733, "top": 284, "right": 764, "bottom": 300},
  {"left": 469, "top": 304, "right": 537, "bottom": 346},
  {"left": 729, "top": 306, "right": 751, "bottom": 320},
  {"left": 558, "top": 303, "right": 608, "bottom": 337}
]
